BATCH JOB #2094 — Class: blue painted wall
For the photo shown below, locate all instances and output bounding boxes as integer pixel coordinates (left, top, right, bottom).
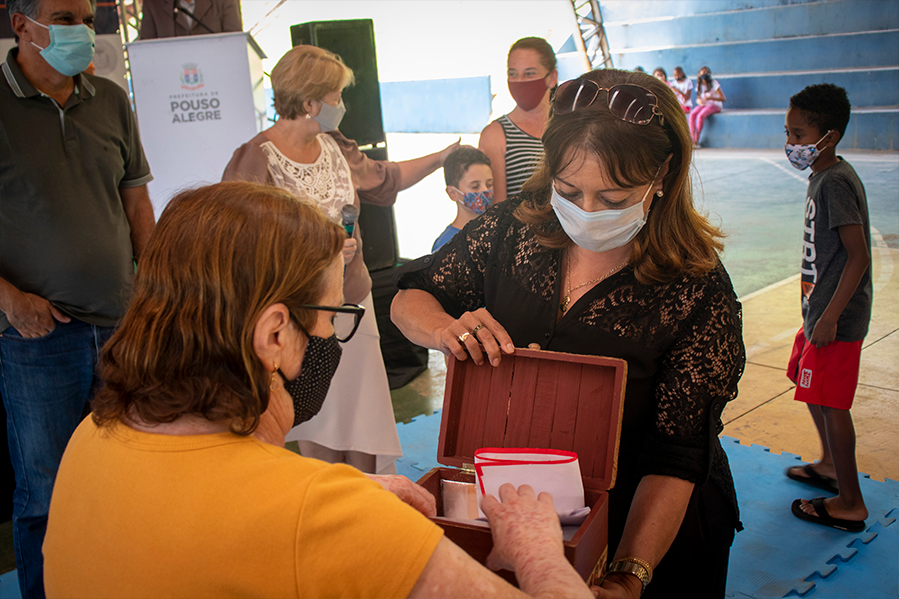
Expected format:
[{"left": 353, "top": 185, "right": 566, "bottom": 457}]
[
  {"left": 263, "top": 77, "right": 493, "bottom": 134},
  {"left": 379, "top": 77, "right": 492, "bottom": 134}
]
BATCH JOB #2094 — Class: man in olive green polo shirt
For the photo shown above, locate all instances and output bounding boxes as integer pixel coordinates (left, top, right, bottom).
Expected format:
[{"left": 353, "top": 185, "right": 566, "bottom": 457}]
[{"left": 0, "top": 1, "right": 154, "bottom": 597}]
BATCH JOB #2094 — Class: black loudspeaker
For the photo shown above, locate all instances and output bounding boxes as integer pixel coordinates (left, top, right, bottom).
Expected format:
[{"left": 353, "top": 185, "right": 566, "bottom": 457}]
[
  {"left": 290, "top": 19, "right": 398, "bottom": 272},
  {"left": 290, "top": 22, "right": 422, "bottom": 388},
  {"left": 370, "top": 265, "right": 429, "bottom": 390},
  {"left": 290, "top": 19, "right": 385, "bottom": 148},
  {"left": 356, "top": 146, "right": 399, "bottom": 272}
]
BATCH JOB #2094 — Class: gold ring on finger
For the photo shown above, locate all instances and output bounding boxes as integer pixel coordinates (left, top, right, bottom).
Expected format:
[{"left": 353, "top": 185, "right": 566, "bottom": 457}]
[
  {"left": 457, "top": 332, "right": 470, "bottom": 343},
  {"left": 471, "top": 324, "right": 485, "bottom": 337}
]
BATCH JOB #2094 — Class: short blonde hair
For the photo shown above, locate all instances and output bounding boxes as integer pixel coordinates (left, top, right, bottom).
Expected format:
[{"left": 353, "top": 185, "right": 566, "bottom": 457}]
[{"left": 271, "top": 45, "right": 355, "bottom": 120}]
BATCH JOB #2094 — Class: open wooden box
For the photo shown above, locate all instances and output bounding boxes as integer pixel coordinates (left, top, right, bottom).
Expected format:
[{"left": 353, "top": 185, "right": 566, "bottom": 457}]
[{"left": 416, "top": 348, "right": 627, "bottom": 586}]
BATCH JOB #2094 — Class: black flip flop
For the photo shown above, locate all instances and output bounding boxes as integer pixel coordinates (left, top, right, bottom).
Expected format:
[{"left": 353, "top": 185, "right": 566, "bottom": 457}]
[
  {"left": 791, "top": 498, "right": 866, "bottom": 533},
  {"left": 786, "top": 463, "right": 839, "bottom": 494}
]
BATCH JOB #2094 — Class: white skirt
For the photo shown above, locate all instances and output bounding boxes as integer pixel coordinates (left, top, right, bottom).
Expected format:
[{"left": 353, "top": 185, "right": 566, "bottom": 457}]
[{"left": 285, "top": 292, "right": 403, "bottom": 473}]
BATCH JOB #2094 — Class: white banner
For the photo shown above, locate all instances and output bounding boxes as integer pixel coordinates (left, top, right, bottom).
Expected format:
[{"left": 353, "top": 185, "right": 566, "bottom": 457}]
[{"left": 127, "top": 32, "right": 266, "bottom": 217}]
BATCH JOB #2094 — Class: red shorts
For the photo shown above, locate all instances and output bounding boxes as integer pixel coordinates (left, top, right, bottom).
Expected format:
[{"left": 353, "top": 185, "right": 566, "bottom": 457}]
[{"left": 787, "top": 328, "right": 862, "bottom": 409}]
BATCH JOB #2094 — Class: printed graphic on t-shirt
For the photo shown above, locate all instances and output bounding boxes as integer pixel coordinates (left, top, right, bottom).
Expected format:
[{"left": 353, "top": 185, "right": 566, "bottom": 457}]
[{"left": 800, "top": 194, "right": 817, "bottom": 304}]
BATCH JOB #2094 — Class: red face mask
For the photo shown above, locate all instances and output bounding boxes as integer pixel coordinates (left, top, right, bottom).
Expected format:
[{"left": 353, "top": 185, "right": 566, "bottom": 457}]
[{"left": 508, "top": 76, "right": 548, "bottom": 111}]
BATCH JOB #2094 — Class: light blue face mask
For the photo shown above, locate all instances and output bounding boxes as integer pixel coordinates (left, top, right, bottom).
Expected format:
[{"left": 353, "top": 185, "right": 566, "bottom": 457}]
[{"left": 26, "top": 15, "right": 95, "bottom": 77}]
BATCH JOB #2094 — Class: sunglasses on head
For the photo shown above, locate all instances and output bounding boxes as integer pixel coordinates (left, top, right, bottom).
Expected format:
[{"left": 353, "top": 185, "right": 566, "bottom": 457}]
[{"left": 553, "top": 79, "right": 665, "bottom": 126}]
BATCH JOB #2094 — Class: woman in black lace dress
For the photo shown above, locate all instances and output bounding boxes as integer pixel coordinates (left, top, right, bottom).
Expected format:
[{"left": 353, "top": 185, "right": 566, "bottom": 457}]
[{"left": 392, "top": 69, "right": 745, "bottom": 599}]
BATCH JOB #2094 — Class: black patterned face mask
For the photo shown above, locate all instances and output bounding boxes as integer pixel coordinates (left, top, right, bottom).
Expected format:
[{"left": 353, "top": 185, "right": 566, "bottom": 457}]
[{"left": 279, "top": 333, "right": 342, "bottom": 427}]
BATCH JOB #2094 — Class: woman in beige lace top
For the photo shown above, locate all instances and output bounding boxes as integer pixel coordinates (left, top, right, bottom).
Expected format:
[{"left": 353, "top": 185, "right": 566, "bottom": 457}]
[{"left": 223, "top": 45, "right": 458, "bottom": 474}]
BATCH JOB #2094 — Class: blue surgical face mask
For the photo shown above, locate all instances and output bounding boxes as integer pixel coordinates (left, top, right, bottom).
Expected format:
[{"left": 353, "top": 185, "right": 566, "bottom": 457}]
[
  {"left": 26, "top": 16, "right": 95, "bottom": 77},
  {"left": 451, "top": 187, "right": 494, "bottom": 215},
  {"left": 313, "top": 99, "right": 346, "bottom": 132},
  {"left": 784, "top": 131, "right": 831, "bottom": 171}
]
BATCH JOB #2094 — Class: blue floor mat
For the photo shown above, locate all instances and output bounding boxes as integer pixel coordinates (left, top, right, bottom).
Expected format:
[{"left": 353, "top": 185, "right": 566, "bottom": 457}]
[
  {"left": 722, "top": 437, "right": 898, "bottom": 598},
  {"left": 395, "top": 416, "right": 899, "bottom": 598},
  {"left": 395, "top": 410, "right": 444, "bottom": 480}
]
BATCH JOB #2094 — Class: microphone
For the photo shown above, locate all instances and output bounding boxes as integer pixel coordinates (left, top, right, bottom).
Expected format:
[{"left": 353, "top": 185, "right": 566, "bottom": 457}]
[
  {"left": 173, "top": 0, "right": 216, "bottom": 34},
  {"left": 341, "top": 204, "right": 360, "bottom": 237}
]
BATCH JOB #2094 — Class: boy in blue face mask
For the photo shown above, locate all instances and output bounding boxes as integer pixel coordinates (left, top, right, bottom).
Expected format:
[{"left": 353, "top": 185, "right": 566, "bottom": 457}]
[
  {"left": 782, "top": 83, "right": 872, "bottom": 533},
  {"left": 432, "top": 146, "right": 494, "bottom": 253}
]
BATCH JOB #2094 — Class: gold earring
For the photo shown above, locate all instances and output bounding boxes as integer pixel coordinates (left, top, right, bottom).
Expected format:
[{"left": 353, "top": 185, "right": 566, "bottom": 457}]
[{"left": 270, "top": 364, "right": 279, "bottom": 390}]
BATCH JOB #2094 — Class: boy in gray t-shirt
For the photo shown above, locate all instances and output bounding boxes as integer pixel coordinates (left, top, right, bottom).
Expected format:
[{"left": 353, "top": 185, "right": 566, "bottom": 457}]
[{"left": 782, "top": 84, "right": 872, "bottom": 533}]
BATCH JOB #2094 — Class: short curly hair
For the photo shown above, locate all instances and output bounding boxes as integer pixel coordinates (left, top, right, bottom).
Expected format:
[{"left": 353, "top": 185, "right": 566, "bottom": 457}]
[
  {"left": 443, "top": 147, "right": 491, "bottom": 187},
  {"left": 789, "top": 83, "right": 852, "bottom": 141}
]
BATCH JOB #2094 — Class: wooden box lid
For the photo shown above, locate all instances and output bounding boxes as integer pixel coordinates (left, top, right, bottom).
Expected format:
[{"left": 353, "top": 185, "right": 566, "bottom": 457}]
[{"left": 437, "top": 348, "right": 627, "bottom": 491}]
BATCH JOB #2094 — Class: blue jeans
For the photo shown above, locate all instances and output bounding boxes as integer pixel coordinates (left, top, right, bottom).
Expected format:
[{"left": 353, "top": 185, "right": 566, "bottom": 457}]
[{"left": 0, "top": 320, "right": 114, "bottom": 599}]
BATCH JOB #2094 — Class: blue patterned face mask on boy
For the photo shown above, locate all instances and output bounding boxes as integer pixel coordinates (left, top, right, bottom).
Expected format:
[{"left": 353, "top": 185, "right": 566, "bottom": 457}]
[
  {"left": 784, "top": 131, "right": 831, "bottom": 171},
  {"left": 452, "top": 188, "right": 494, "bottom": 215},
  {"left": 26, "top": 16, "right": 95, "bottom": 77}
]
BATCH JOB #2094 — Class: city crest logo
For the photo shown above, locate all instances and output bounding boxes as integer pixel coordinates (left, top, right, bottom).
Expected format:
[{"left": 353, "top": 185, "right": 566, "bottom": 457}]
[{"left": 180, "top": 63, "right": 204, "bottom": 90}]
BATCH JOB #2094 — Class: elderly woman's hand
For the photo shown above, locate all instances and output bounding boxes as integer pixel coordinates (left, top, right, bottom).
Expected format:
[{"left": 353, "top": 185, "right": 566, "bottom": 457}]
[
  {"left": 367, "top": 474, "right": 437, "bottom": 518},
  {"left": 439, "top": 308, "right": 514, "bottom": 367},
  {"left": 481, "top": 484, "right": 562, "bottom": 573},
  {"left": 341, "top": 238, "right": 357, "bottom": 265}
]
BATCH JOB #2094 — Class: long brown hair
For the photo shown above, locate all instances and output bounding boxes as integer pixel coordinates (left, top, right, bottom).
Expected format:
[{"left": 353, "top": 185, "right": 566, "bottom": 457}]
[
  {"left": 91, "top": 182, "right": 345, "bottom": 435},
  {"left": 516, "top": 68, "right": 724, "bottom": 285}
]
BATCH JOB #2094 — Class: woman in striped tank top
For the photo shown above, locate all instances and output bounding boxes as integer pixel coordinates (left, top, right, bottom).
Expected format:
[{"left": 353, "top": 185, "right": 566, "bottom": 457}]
[{"left": 478, "top": 37, "right": 557, "bottom": 202}]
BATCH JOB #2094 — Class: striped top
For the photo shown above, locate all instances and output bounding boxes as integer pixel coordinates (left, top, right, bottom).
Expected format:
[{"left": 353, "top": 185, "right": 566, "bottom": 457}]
[{"left": 497, "top": 115, "right": 544, "bottom": 197}]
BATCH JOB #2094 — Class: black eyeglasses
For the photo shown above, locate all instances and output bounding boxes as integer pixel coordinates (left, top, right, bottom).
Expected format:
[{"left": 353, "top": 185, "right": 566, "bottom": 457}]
[
  {"left": 294, "top": 303, "right": 365, "bottom": 343},
  {"left": 553, "top": 79, "right": 664, "bottom": 126}
]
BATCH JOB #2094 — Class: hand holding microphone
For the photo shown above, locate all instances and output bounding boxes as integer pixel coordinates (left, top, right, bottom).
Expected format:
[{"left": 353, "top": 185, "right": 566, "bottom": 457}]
[
  {"left": 340, "top": 204, "right": 360, "bottom": 265},
  {"left": 341, "top": 204, "right": 360, "bottom": 237}
]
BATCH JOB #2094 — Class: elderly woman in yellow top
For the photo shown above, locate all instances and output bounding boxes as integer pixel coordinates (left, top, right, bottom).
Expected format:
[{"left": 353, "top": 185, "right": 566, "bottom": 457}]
[
  {"left": 225, "top": 45, "right": 458, "bottom": 474},
  {"left": 42, "top": 181, "right": 596, "bottom": 599}
]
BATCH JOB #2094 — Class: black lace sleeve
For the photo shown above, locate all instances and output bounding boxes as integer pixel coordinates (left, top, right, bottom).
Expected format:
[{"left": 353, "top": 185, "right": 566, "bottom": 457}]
[
  {"left": 638, "top": 266, "right": 746, "bottom": 483},
  {"left": 395, "top": 200, "right": 517, "bottom": 318}
]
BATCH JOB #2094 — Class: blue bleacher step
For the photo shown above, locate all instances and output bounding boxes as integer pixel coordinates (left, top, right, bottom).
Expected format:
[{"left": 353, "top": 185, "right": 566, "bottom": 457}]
[
  {"left": 603, "top": 0, "right": 899, "bottom": 49},
  {"left": 717, "top": 67, "right": 898, "bottom": 110},
  {"left": 613, "top": 29, "right": 899, "bottom": 75},
  {"left": 699, "top": 107, "right": 898, "bottom": 150}
]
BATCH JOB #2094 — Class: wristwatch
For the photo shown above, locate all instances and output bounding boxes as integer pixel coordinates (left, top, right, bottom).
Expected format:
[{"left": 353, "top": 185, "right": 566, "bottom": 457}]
[{"left": 607, "top": 557, "right": 653, "bottom": 595}]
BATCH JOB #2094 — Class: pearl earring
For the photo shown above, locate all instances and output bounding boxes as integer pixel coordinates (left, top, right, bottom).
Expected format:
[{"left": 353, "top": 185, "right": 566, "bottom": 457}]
[{"left": 656, "top": 190, "right": 664, "bottom": 198}]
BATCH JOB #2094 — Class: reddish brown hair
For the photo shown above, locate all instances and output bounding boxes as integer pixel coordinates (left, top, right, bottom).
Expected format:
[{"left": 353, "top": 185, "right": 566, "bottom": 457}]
[
  {"left": 91, "top": 182, "right": 345, "bottom": 434},
  {"left": 516, "top": 68, "right": 724, "bottom": 285}
]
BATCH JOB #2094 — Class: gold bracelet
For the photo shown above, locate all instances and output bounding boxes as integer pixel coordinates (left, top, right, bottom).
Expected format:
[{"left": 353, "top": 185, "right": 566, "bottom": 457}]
[{"left": 607, "top": 557, "right": 653, "bottom": 594}]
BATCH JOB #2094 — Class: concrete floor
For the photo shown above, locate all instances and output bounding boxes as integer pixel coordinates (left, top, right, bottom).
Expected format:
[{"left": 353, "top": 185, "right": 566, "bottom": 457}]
[{"left": 723, "top": 244, "right": 899, "bottom": 482}]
